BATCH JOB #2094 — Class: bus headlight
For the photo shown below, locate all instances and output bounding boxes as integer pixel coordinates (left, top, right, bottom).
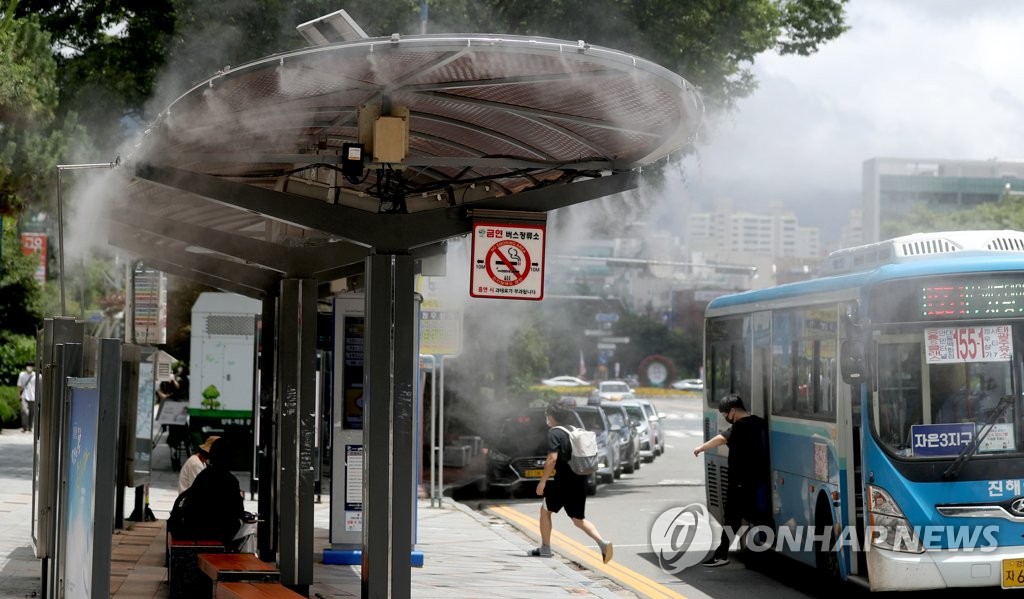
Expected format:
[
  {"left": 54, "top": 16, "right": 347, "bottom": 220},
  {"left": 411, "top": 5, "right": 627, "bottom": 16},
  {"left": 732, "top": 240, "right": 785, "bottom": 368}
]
[{"left": 867, "top": 485, "right": 924, "bottom": 553}]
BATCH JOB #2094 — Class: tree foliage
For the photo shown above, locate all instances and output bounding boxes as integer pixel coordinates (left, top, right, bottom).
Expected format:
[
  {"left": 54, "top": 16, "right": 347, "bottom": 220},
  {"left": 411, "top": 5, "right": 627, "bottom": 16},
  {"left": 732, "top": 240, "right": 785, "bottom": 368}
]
[
  {"left": 0, "top": 216, "right": 43, "bottom": 336},
  {"left": 901, "top": 197, "right": 1024, "bottom": 237},
  {"left": 0, "top": 9, "right": 63, "bottom": 214}
]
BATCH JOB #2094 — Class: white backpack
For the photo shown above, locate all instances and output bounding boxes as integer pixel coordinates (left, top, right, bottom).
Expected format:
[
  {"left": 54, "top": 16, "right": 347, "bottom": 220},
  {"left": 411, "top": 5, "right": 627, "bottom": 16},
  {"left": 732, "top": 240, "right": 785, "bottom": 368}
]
[{"left": 554, "top": 426, "right": 600, "bottom": 475}]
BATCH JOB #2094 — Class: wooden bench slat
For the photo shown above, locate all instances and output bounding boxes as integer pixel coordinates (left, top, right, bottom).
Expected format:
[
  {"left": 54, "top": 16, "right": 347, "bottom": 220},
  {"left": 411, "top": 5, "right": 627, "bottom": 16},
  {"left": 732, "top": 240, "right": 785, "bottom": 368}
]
[
  {"left": 198, "top": 552, "right": 279, "bottom": 579},
  {"left": 216, "top": 582, "right": 304, "bottom": 599}
]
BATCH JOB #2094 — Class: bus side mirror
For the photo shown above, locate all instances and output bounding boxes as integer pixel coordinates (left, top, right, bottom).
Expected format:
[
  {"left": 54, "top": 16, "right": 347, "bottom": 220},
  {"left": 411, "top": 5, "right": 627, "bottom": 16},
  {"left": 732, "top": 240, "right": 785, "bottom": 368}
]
[{"left": 841, "top": 339, "right": 865, "bottom": 384}]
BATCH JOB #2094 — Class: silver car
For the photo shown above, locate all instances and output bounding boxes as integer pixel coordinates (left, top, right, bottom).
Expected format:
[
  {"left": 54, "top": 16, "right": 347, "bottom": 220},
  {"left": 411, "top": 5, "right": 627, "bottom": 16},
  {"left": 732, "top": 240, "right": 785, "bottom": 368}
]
[
  {"left": 635, "top": 398, "right": 666, "bottom": 456},
  {"left": 620, "top": 400, "right": 656, "bottom": 462}
]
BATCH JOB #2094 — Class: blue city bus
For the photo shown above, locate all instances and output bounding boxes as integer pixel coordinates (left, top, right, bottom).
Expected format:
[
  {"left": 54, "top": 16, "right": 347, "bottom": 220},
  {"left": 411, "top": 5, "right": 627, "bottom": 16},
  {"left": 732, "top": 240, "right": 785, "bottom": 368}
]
[{"left": 702, "top": 230, "right": 1024, "bottom": 591}]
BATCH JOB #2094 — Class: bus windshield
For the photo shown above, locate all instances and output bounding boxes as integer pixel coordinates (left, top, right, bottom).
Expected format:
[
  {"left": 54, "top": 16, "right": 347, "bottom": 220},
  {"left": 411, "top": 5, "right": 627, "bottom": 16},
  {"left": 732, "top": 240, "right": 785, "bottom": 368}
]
[{"left": 874, "top": 333, "right": 1020, "bottom": 458}]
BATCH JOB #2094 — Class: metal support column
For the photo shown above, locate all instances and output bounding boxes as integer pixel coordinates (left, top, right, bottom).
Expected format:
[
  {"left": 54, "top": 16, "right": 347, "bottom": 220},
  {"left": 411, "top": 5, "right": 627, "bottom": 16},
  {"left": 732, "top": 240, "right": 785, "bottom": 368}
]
[
  {"left": 362, "top": 253, "right": 416, "bottom": 599},
  {"left": 275, "top": 279, "right": 316, "bottom": 592},
  {"left": 257, "top": 294, "right": 277, "bottom": 562}
]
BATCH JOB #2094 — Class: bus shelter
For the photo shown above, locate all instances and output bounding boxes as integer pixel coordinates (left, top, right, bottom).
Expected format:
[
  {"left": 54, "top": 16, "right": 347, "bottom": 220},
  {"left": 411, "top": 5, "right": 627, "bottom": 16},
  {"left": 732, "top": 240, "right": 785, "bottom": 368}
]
[{"left": 90, "top": 28, "right": 702, "bottom": 597}]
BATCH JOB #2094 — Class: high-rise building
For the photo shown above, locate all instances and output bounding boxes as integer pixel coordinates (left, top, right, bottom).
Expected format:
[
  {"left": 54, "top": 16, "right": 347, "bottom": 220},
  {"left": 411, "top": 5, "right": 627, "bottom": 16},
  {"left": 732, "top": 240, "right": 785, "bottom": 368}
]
[
  {"left": 862, "top": 157, "right": 1024, "bottom": 243},
  {"left": 685, "top": 198, "right": 820, "bottom": 261}
]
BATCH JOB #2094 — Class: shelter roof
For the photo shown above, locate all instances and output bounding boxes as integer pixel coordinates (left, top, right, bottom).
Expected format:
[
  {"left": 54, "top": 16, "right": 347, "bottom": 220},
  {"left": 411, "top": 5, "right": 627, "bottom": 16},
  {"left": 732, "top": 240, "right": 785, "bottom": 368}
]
[{"left": 110, "top": 33, "right": 703, "bottom": 298}]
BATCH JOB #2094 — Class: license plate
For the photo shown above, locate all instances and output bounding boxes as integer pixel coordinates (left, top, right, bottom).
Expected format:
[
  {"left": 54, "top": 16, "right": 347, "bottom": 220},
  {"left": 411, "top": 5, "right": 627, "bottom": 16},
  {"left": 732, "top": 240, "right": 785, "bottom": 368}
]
[
  {"left": 1002, "top": 558, "right": 1024, "bottom": 589},
  {"left": 524, "top": 469, "right": 544, "bottom": 478}
]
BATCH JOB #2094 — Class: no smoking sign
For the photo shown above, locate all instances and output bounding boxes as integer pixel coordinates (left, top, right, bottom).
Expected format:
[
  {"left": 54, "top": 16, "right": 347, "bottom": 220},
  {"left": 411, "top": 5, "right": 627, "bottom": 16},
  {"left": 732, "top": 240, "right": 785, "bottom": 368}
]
[{"left": 470, "top": 221, "right": 545, "bottom": 300}]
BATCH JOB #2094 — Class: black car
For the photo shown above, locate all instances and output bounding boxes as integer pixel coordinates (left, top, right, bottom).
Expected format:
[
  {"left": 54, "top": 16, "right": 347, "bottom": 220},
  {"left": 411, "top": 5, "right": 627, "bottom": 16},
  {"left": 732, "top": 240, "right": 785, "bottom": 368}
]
[
  {"left": 569, "top": 405, "right": 622, "bottom": 483},
  {"left": 601, "top": 402, "right": 641, "bottom": 474},
  {"left": 486, "top": 406, "right": 597, "bottom": 497}
]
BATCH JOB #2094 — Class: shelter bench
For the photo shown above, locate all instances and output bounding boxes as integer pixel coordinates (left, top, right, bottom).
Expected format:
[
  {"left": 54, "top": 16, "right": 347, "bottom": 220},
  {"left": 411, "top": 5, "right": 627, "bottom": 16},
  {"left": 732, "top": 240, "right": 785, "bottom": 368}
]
[
  {"left": 215, "top": 582, "right": 304, "bottom": 599},
  {"left": 166, "top": 532, "right": 226, "bottom": 599},
  {"left": 198, "top": 552, "right": 281, "bottom": 597}
]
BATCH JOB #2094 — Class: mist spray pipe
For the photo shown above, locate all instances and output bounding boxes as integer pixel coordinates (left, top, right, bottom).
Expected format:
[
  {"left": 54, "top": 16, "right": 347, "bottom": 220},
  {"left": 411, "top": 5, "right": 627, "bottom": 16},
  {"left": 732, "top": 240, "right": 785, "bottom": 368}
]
[{"left": 55, "top": 159, "right": 119, "bottom": 316}]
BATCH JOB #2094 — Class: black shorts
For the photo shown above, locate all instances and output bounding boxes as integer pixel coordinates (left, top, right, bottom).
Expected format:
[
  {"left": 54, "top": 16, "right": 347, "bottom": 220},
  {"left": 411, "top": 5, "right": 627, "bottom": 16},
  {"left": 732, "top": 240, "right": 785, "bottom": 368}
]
[{"left": 543, "top": 475, "right": 587, "bottom": 520}]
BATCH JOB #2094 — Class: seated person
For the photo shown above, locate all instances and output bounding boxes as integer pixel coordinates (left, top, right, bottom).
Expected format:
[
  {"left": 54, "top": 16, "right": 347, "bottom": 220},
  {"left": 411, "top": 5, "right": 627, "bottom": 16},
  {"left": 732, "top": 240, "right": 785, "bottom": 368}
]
[
  {"left": 178, "top": 435, "right": 219, "bottom": 493},
  {"left": 168, "top": 438, "right": 255, "bottom": 552}
]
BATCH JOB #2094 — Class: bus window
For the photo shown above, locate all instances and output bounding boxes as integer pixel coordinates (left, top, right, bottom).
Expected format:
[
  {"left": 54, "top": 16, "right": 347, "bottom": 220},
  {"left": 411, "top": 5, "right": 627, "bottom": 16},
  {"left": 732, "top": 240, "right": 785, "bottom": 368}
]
[
  {"left": 930, "top": 362, "right": 1013, "bottom": 428},
  {"left": 876, "top": 342, "right": 922, "bottom": 456}
]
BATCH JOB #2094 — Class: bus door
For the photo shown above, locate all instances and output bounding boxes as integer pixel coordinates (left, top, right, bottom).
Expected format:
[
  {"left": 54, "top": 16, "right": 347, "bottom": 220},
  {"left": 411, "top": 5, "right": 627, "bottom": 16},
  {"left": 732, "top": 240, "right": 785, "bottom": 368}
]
[{"left": 838, "top": 310, "right": 864, "bottom": 577}]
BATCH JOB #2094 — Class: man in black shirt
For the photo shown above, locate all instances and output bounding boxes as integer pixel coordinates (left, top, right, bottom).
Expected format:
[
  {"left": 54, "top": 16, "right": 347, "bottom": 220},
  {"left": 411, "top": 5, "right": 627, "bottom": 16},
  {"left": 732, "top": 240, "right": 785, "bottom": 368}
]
[
  {"left": 531, "top": 403, "right": 614, "bottom": 563},
  {"left": 168, "top": 438, "right": 255, "bottom": 551},
  {"left": 693, "top": 394, "right": 772, "bottom": 567}
]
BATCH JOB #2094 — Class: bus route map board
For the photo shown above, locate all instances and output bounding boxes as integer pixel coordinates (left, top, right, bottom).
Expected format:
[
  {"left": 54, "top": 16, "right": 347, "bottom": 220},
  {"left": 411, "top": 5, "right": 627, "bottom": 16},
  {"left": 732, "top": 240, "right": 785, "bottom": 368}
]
[{"left": 470, "top": 222, "right": 545, "bottom": 301}]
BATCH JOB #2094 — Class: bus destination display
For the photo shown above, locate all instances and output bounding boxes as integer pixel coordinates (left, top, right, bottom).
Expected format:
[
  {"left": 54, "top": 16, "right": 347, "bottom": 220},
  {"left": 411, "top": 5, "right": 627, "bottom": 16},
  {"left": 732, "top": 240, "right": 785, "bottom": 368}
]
[{"left": 921, "top": 281, "right": 1024, "bottom": 319}]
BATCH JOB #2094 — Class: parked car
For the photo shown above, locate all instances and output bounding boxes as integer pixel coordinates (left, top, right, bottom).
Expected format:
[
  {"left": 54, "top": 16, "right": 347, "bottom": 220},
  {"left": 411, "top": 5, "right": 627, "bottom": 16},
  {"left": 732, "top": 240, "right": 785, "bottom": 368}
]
[
  {"left": 619, "top": 400, "right": 655, "bottom": 463},
  {"left": 541, "top": 375, "right": 590, "bottom": 387},
  {"left": 601, "top": 402, "right": 641, "bottom": 473},
  {"left": 569, "top": 405, "right": 621, "bottom": 483},
  {"left": 588, "top": 380, "right": 635, "bottom": 405},
  {"left": 636, "top": 398, "right": 667, "bottom": 456},
  {"left": 670, "top": 378, "right": 704, "bottom": 391},
  {"left": 486, "top": 406, "right": 597, "bottom": 496}
]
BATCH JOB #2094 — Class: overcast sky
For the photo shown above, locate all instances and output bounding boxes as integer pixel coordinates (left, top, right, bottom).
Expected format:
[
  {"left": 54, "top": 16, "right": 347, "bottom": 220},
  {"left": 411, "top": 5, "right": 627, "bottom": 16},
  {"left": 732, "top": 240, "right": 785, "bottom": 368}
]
[{"left": 676, "top": 0, "right": 1024, "bottom": 244}]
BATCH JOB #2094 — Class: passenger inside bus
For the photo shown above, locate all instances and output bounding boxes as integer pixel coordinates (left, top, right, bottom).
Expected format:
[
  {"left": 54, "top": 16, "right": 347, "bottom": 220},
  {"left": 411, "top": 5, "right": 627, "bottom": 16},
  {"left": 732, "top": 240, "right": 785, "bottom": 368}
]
[{"left": 931, "top": 363, "right": 1010, "bottom": 424}]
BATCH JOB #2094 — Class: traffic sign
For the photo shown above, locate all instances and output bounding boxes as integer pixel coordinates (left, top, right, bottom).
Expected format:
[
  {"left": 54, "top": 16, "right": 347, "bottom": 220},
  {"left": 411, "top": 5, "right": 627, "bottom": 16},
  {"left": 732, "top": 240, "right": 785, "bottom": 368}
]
[
  {"left": 597, "top": 343, "right": 616, "bottom": 350},
  {"left": 600, "top": 337, "right": 630, "bottom": 344},
  {"left": 583, "top": 329, "right": 605, "bottom": 336},
  {"left": 470, "top": 222, "right": 545, "bottom": 300},
  {"left": 595, "top": 312, "right": 619, "bottom": 322}
]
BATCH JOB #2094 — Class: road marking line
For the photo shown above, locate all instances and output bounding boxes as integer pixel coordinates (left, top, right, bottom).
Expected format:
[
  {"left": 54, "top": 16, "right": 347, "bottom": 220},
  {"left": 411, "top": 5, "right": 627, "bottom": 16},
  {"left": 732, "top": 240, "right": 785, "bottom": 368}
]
[{"left": 489, "top": 505, "right": 688, "bottom": 599}]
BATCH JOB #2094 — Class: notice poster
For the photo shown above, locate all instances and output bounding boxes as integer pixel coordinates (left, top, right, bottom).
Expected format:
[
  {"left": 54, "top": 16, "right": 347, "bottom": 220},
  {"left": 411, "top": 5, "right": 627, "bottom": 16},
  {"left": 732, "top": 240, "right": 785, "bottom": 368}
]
[
  {"left": 63, "top": 386, "right": 99, "bottom": 599},
  {"left": 344, "top": 444, "right": 363, "bottom": 532}
]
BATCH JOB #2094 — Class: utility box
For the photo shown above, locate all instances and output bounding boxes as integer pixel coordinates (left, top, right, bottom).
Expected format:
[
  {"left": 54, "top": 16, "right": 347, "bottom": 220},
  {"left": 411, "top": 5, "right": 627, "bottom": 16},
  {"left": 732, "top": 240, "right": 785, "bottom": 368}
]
[{"left": 373, "top": 112, "right": 409, "bottom": 163}]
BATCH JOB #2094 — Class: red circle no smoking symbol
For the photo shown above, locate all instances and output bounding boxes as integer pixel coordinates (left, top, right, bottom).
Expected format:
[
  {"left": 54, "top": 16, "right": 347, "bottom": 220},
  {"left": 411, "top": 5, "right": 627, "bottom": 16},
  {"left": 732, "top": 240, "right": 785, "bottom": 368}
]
[{"left": 485, "top": 240, "right": 531, "bottom": 287}]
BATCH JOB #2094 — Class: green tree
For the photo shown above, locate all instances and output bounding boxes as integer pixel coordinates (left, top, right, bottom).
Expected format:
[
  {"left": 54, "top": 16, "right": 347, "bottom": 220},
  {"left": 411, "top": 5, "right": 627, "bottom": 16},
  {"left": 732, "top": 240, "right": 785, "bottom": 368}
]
[
  {"left": 901, "top": 196, "right": 1024, "bottom": 238},
  {"left": 0, "top": 215, "right": 43, "bottom": 382},
  {"left": 0, "top": 8, "right": 63, "bottom": 215},
  {"left": 506, "top": 318, "right": 550, "bottom": 390}
]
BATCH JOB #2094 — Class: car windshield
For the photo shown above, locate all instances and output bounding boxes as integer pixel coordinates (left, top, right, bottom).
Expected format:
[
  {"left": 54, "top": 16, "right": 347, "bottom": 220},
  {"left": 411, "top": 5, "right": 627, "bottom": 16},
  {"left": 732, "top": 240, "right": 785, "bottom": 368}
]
[
  {"left": 493, "top": 411, "right": 549, "bottom": 454},
  {"left": 604, "top": 408, "right": 627, "bottom": 428},
  {"left": 602, "top": 383, "right": 630, "bottom": 393},
  {"left": 574, "top": 409, "right": 606, "bottom": 432},
  {"left": 492, "top": 409, "right": 584, "bottom": 456},
  {"left": 622, "top": 404, "right": 645, "bottom": 426}
]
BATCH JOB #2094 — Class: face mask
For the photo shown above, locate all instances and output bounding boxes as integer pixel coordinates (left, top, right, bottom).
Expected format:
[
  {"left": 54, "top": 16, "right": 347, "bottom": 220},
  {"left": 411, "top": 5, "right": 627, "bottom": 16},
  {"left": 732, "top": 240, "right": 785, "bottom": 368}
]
[{"left": 723, "top": 412, "right": 733, "bottom": 425}]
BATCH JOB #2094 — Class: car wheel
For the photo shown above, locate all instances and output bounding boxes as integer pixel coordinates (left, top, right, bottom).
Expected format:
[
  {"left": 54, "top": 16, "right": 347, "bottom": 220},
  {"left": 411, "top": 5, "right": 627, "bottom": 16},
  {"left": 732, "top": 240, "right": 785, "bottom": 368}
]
[
  {"left": 587, "top": 474, "right": 598, "bottom": 496},
  {"left": 623, "top": 460, "right": 635, "bottom": 474},
  {"left": 634, "top": 455, "right": 641, "bottom": 469}
]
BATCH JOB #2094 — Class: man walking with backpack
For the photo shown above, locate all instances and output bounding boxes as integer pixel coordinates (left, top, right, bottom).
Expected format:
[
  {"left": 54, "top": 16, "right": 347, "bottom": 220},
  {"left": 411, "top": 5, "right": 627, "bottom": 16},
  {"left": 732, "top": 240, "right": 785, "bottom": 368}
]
[{"left": 530, "top": 402, "right": 614, "bottom": 563}]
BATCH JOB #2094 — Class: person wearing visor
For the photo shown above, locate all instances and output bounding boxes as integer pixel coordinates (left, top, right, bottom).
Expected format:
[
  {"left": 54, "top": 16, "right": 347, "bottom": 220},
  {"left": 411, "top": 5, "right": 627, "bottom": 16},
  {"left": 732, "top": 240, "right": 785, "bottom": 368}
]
[{"left": 692, "top": 394, "right": 772, "bottom": 567}]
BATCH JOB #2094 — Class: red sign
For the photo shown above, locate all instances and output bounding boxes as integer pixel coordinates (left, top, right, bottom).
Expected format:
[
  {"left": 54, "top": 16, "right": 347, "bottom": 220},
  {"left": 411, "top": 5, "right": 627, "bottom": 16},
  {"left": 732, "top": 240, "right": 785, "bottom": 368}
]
[
  {"left": 470, "top": 222, "right": 545, "bottom": 300},
  {"left": 20, "top": 233, "right": 47, "bottom": 285}
]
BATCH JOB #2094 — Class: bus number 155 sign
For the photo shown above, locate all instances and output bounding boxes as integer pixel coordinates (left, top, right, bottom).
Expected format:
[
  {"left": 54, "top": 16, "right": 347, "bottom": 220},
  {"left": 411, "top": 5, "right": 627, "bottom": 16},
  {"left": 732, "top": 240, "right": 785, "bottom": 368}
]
[
  {"left": 925, "top": 326, "right": 1012, "bottom": 363},
  {"left": 470, "top": 222, "right": 545, "bottom": 301}
]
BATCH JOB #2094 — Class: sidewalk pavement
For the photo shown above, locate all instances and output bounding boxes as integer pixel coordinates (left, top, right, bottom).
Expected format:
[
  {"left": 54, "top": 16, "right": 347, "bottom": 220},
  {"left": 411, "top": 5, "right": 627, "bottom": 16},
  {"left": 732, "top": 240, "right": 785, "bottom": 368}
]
[{"left": 0, "top": 428, "right": 638, "bottom": 598}]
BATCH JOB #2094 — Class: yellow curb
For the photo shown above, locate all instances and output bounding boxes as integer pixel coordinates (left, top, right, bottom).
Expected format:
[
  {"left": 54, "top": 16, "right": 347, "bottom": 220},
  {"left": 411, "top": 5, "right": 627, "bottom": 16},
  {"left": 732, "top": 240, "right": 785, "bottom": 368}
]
[{"left": 489, "top": 505, "right": 688, "bottom": 599}]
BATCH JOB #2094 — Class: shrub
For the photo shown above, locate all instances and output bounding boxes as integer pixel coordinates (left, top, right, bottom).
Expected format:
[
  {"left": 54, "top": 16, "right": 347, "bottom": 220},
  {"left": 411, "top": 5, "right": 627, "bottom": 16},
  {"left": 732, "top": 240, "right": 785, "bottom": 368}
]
[
  {"left": 0, "top": 333, "right": 36, "bottom": 386},
  {"left": 0, "top": 385, "right": 19, "bottom": 427}
]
